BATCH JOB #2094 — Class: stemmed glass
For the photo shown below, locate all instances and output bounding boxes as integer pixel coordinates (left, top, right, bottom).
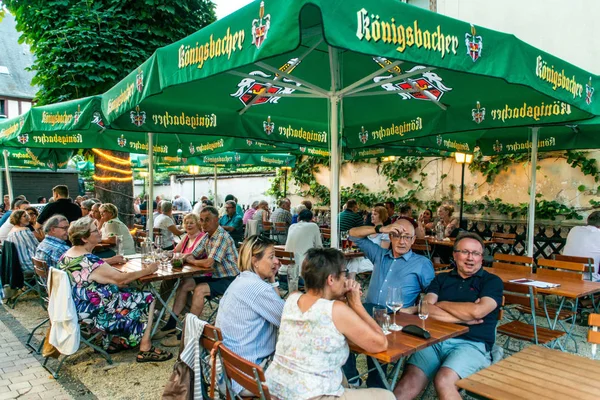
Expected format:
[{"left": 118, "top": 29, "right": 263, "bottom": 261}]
[
  {"left": 418, "top": 295, "right": 429, "bottom": 331},
  {"left": 386, "top": 287, "right": 404, "bottom": 331}
]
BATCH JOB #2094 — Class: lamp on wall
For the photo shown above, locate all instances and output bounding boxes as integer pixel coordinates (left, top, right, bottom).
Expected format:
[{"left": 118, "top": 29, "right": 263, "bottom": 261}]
[
  {"left": 454, "top": 152, "right": 473, "bottom": 229},
  {"left": 189, "top": 165, "right": 200, "bottom": 204},
  {"left": 281, "top": 166, "right": 292, "bottom": 197}
]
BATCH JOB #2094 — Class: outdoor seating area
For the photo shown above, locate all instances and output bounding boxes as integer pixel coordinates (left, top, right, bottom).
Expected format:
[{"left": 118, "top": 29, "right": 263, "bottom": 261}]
[{"left": 1, "top": 0, "right": 600, "bottom": 399}]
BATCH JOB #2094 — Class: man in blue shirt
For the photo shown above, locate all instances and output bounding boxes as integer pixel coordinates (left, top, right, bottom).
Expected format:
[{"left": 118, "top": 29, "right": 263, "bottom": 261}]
[
  {"left": 35, "top": 215, "right": 70, "bottom": 269},
  {"left": 394, "top": 232, "right": 503, "bottom": 400},
  {"left": 220, "top": 200, "right": 244, "bottom": 245},
  {"left": 344, "top": 219, "right": 435, "bottom": 388}
]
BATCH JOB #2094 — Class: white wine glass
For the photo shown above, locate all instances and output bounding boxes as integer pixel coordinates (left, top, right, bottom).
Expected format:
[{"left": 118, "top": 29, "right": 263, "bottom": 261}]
[
  {"left": 386, "top": 287, "right": 403, "bottom": 331},
  {"left": 418, "top": 296, "right": 429, "bottom": 331}
]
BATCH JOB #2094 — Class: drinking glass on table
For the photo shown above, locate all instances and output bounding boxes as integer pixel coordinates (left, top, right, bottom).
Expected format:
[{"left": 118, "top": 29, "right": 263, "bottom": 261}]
[
  {"left": 386, "top": 286, "right": 404, "bottom": 331},
  {"left": 418, "top": 295, "right": 429, "bottom": 331},
  {"left": 373, "top": 306, "right": 391, "bottom": 335}
]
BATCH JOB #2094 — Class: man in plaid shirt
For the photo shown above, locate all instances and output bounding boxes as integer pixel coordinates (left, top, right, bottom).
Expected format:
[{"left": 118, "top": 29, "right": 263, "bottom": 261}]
[
  {"left": 270, "top": 199, "right": 292, "bottom": 244},
  {"left": 184, "top": 206, "right": 240, "bottom": 317}
]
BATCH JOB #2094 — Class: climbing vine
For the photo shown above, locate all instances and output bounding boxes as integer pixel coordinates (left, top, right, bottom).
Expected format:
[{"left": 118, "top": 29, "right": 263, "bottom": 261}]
[{"left": 469, "top": 151, "right": 531, "bottom": 183}]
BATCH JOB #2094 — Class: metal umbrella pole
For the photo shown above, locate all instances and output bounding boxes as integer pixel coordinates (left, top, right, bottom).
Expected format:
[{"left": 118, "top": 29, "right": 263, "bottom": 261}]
[
  {"left": 2, "top": 150, "right": 13, "bottom": 203},
  {"left": 526, "top": 127, "right": 540, "bottom": 257}
]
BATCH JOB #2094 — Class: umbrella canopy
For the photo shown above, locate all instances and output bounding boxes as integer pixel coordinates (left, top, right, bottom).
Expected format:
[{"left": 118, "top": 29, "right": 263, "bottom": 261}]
[
  {"left": 132, "top": 151, "right": 296, "bottom": 168},
  {"left": 100, "top": 0, "right": 598, "bottom": 247}
]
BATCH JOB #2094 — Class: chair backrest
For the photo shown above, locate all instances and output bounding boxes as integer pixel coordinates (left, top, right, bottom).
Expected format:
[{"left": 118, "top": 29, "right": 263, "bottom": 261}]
[
  {"left": 536, "top": 258, "right": 585, "bottom": 280},
  {"left": 412, "top": 238, "right": 430, "bottom": 256},
  {"left": 32, "top": 257, "right": 49, "bottom": 282},
  {"left": 588, "top": 314, "right": 600, "bottom": 358},
  {"left": 554, "top": 254, "right": 595, "bottom": 280},
  {"left": 491, "top": 261, "right": 532, "bottom": 275},
  {"left": 262, "top": 221, "right": 273, "bottom": 231},
  {"left": 200, "top": 323, "right": 223, "bottom": 353},
  {"left": 503, "top": 282, "right": 538, "bottom": 309},
  {"left": 322, "top": 233, "right": 331, "bottom": 240},
  {"left": 273, "top": 222, "right": 288, "bottom": 233},
  {"left": 133, "top": 224, "right": 144, "bottom": 230},
  {"left": 218, "top": 343, "right": 271, "bottom": 399},
  {"left": 493, "top": 253, "right": 533, "bottom": 265},
  {"left": 320, "top": 228, "right": 331, "bottom": 234},
  {"left": 491, "top": 232, "right": 516, "bottom": 244},
  {"left": 275, "top": 250, "right": 295, "bottom": 266}
]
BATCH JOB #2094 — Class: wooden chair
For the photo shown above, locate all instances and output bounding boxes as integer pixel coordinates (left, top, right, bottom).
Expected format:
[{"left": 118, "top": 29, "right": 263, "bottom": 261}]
[
  {"left": 26, "top": 258, "right": 50, "bottom": 353},
  {"left": 320, "top": 228, "right": 331, "bottom": 235},
  {"left": 493, "top": 253, "right": 534, "bottom": 266},
  {"left": 536, "top": 258, "right": 586, "bottom": 281},
  {"left": 554, "top": 254, "right": 595, "bottom": 281},
  {"left": 261, "top": 221, "right": 273, "bottom": 238},
  {"left": 433, "top": 263, "right": 452, "bottom": 274},
  {"left": 412, "top": 238, "right": 431, "bottom": 259},
  {"left": 497, "top": 282, "right": 565, "bottom": 350},
  {"left": 275, "top": 250, "right": 298, "bottom": 296},
  {"left": 491, "top": 261, "right": 532, "bottom": 275},
  {"left": 218, "top": 343, "right": 272, "bottom": 400},
  {"left": 588, "top": 313, "right": 600, "bottom": 358},
  {"left": 199, "top": 324, "right": 224, "bottom": 398},
  {"left": 272, "top": 222, "right": 288, "bottom": 244},
  {"left": 490, "top": 232, "right": 516, "bottom": 254}
]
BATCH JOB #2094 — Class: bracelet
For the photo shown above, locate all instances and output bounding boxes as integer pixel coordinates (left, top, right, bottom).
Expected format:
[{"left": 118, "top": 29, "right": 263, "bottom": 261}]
[{"left": 270, "top": 281, "right": 280, "bottom": 288}]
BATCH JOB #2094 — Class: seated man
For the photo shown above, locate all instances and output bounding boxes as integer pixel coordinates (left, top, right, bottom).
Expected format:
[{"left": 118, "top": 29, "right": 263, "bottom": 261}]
[
  {"left": 562, "top": 211, "right": 600, "bottom": 281},
  {"left": 394, "top": 232, "right": 503, "bottom": 400},
  {"left": 219, "top": 200, "right": 244, "bottom": 245},
  {"left": 184, "top": 206, "right": 240, "bottom": 317},
  {"left": 35, "top": 214, "right": 125, "bottom": 269},
  {"left": 346, "top": 219, "right": 434, "bottom": 388}
]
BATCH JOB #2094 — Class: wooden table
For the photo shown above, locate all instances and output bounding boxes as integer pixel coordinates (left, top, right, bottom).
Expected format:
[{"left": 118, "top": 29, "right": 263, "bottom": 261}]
[
  {"left": 425, "top": 237, "right": 494, "bottom": 247},
  {"left": 349, "top": 312, "right": 468, "bottom": 390},
  {"left": 114, "top": 258, "right": 212, "bottom": 335},
  {"left": 273, "top": 244, "right": 364, "bottom": 259},
  {"left": 457, "top": 345, "right": 600, "bottom": 400}
]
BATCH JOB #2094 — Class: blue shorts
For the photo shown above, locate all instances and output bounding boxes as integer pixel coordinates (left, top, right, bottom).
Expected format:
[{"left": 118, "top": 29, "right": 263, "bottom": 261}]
[{"left": 407, "top": 338, "right": 491, "bottom": 380}]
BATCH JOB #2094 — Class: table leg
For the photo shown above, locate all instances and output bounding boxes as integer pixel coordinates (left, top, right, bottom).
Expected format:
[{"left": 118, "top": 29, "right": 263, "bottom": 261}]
[
  {"left": 370, "top": 357, "right": 403, "bottom": 391},
  {"left": 542, "top": 294, "right": 579, "bottom": 352},
  {"left": 150, "top": 279, "right": 181, "bottom": 337}
]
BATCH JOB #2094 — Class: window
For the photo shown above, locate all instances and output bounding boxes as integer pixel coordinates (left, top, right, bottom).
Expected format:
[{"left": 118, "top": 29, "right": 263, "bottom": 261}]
[
  {"left": 0, "top": 99, "right": 5, "bottom": 118},
  {"left": 0, "top": 66, "right": 9, "bottom": 75}
]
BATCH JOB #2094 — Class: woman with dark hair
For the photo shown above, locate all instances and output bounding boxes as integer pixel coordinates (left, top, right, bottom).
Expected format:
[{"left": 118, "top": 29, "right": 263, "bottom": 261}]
[
  {"left": 6, "top": 210, "right": 39, "bottom": 274},
  {"left": 266, "top": 248, "right": 394, "bottom": 400},
  {"left": 215, "top": 235, "right": 284, "bottom": 395},
  {"left": 57, "top": 217, "right": 172, "bottom": 361}
]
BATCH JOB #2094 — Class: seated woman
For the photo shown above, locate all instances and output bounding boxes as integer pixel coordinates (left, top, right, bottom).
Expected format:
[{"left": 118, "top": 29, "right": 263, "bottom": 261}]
[
  {"left": 436, "top": 204, "right": 459, "bottom": 238},
  {"left": 6, "top": 210, "right": 40, "bottom": 275},
  {"left": 251, "top": 200, "right": 270, "bottom": 234},
  {"left": 98, "top": 203, "right": 136, "bottom": 255},
  {"left": 266, "top": 248, "right": 394, "bottom": 400},
  {"left": 25, "top": 207, "right": 44, "bottom": 241},
  {"left": 418, "top": 208, "right": 435, "bottom": 236},
  {"left": 57, "top": 217, "right": 172, "bottom": 362},
  {"left": 154, "top": 213, "right": 206, "bottom": 343},
  {"left": 346, "top": 205, "right": 389, "bottom": 280},
  {"left": 215, "top": 235, "right": 284, "bottom": 396}
]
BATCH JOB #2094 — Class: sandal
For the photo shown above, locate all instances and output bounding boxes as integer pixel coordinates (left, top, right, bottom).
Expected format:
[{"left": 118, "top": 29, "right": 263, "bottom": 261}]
[{"left": 136, "top": 346, "right": 173, "bottom": 363}]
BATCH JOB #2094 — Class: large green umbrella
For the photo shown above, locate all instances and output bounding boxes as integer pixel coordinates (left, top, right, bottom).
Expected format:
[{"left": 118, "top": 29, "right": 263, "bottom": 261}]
[{"left": 100, "top": 0, "right": 598, "bottom": 246}]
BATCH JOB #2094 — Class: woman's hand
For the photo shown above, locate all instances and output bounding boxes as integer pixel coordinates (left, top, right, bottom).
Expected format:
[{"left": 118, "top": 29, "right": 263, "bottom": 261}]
[
  {"left": 344, "top": 279, "right": 362, "bottom": 308},
  {"left": 144, "top": 262, "right": 159, "bottom": 274}
]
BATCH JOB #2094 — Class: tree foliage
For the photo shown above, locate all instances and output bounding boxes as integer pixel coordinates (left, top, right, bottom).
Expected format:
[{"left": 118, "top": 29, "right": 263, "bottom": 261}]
[{"left": 4, "top": 0, "right": 216, "bottom": 105}]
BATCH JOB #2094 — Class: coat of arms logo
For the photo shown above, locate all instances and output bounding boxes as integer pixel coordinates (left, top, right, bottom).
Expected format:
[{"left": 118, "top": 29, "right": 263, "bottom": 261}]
[
  {"left": 235, "top": 153, "right": 241, "bottom": 162},
  {"left": 17, "top": 132, "right": 28, "bottom": 144},
  {"left": 130, "top": 106, "right": 146, "bottom": 127},
  {"left": 189, "top": 143, "right": 195, "bottom": 155},
  {"left": 118, "top": 134, "right": 127, "bottom": 148},
  {"left": 436, "top": 135, "right": 443, "bottom": 146},
  {"left": 359, "top": 126, "right": 369, "bottom": 144},
  {"left": 493, "top": 140, "right": 503, "bottom": 153},
  {"left": 92, "top": 112, "right": 105, "bottom": 129},
  {"left": 465, "top": 24, "right": 483, "bottom": 62},
  {"left": 136, "top": 69, "right": 144, "bottom": 93},
  {"left": 472, "top": 101, "right": 486, "bottom": 124},
  {"left": 47, "top": 161, "right": 55, "bottom": 170},
  {"left": 263, "top": 116, "right": 274, "bottom": 135},
  {"left": 373, "top": 57, "right": 452, "bottom": 101},
  {"left": 586, "top": 77, "right": 594, "bottom": 105},
  {"left": 246, "top": 140, "right": 254, "bottom": 146},
  {"left": 73, "top": 105, "right": 82, "bottom": 125},
  {"left": 299, "top": 147, "right": 306, "bottom": 153},
  {"left": 231, "top": 58, "right": 302, "bottom": 106},
  {"left": 251, "top": 1, "right": 271, "bottom": 49}
]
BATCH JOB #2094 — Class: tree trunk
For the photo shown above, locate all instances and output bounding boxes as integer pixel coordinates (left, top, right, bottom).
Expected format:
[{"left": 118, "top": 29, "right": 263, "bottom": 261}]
[{"left": 93, "top": 150, "right": 135, "bottom": 228}]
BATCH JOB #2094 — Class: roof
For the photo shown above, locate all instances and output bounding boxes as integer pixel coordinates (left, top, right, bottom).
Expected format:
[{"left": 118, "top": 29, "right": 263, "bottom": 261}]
[{"left": 0, "top": 11, "right": 37, "bottom": 99}]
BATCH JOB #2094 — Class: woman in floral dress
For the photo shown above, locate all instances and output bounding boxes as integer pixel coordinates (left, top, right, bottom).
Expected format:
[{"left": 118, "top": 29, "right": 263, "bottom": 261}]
[{"left": 58, "top": 217, "right": 172, "bottom": 362}]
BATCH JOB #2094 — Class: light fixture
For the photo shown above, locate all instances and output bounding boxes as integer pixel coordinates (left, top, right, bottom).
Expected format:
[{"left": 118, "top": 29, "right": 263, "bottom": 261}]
[
  {"left": 454, "top": 152, "right": 473, "bottom": 229},
  {"left": 454, "top": 152, "right": 473, "bottom": 164},
  {"left": 189, "top": 165, "right": 200, "bottom": 175}
]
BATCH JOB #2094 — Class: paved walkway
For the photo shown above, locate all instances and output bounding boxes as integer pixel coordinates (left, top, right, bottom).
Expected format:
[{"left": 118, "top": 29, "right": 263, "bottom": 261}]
[{"left": 0, "top": 318, "right": 72, "bottom": 400}]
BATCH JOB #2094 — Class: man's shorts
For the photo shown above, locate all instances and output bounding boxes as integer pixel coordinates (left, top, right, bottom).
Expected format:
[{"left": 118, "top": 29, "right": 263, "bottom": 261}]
[
  {"left": 407, "top": 338, "right": 492, "bottom": 380},
  {"left": 193, "top": 276, "right": 236, "bottom": 297}
]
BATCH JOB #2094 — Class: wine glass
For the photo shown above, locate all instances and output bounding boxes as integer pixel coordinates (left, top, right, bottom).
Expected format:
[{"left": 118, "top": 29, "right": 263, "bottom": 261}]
[
  {"left": 386, "top": 287, "right": 404, "bottom": 331},
  {"left": 418, "top": 296, "right": 429, "bottom": 331}
]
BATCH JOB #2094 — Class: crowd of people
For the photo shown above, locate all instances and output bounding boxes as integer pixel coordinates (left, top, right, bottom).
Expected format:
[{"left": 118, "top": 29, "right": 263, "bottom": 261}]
[{"left": 6, "top": 188, "right": 599, "bottom": 399}]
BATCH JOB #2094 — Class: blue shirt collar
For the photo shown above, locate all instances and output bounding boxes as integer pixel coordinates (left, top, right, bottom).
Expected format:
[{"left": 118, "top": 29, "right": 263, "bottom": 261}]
[
  {"left": 45, "top": 235, "right": 67, "bottom": 245},
  {"left": 384, "top": 249, "right": 414, "bottom": 261}
]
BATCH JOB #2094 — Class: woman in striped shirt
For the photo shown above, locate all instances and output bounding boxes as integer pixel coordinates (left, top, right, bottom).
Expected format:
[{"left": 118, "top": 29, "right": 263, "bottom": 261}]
[
  {"left": 6, "top": 210, "right": 40, "bottom": 274},
  {"left": 215, "top": 235, "right": 284, "bottom": 396}
]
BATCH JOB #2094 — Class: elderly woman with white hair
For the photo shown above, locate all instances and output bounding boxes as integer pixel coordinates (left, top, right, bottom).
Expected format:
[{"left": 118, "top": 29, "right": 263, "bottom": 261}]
[{"left": 99, "top": 203, "right": 136, "bottom": 255}]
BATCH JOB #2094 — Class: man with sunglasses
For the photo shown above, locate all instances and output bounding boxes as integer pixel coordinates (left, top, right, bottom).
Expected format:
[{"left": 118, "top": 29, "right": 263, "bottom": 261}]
[
  {"left": 345, "top": 219, "right": 434, "bottom": 388},
  {"left": 394, "top": 232, "right": 503, "bottom": 400}
]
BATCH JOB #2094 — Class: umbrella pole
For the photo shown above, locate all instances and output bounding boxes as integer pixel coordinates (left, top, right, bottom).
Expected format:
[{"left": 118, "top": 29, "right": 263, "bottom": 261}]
[
  {"left": 2, "top": 150, "right": 13, "bottom": 203},
  {"left": 330, "top": 95, "right": 340, "bottom": 249},
  {"left": 147, "top": 132, "right": 154, "bottom": 241},
  {"left": 214, "top": 165, "right": 218, "bottom": 207},
  {"left": 526, "top": 127, "right": 539, "bottom": 257}
]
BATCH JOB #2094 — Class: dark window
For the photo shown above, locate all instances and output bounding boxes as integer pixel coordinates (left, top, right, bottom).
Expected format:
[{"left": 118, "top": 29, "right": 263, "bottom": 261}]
[{"left": 0, "top": 99, "right": 5, "bottom": 117}]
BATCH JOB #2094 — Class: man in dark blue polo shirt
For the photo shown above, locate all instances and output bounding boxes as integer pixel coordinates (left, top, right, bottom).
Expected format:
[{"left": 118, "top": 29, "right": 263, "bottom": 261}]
[{"left": 394, "top": 232, "right": 503, "bottom": 400}]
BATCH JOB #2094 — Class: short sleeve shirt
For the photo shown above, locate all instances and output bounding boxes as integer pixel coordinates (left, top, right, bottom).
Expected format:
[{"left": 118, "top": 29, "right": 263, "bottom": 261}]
[
  {"left": 153, "top": 214, "right": 176, "bottom": 249},
  {"left": 219, "top": 214, "right": 244, "bottom": 244},
  {"left": 192, "top": 226, "right": 239, "bottom": 278},
  {"left": 428, "top": 268, "right": 504, "bottom": 351},
  {"left": 101, "top": 218, "right": 136, "bottom": 255}
]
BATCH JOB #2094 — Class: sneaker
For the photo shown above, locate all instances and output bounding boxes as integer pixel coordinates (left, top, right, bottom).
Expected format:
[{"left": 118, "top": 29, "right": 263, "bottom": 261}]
[
  {"left": 152, "top": 327, "right": 176, "bottom": 340},
  {"left": 161, "top": 334, "right": 181, "bottom": 347}
]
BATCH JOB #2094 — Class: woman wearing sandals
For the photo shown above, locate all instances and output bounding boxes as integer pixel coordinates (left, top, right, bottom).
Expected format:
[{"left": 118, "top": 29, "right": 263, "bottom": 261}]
[{"left": 57, "top": 217, "right": 172, "bottom": 363}]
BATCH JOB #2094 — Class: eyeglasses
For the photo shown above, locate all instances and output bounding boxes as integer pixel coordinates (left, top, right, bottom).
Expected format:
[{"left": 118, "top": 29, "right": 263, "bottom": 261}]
[
  {"left": 340, "top": 268, "right": 349, "bottom": 276},
  {"left": 389, "top": 233, "right": 414, "bottom": 241},
  {"left": 251, "top": 234, "right": 274, "bottom": 248},
  {"left": 55, "top": 225, "right": 69, "bottom": 230},
  {"left": 453, "top": 249, "right": 484, "bottom": 257}
]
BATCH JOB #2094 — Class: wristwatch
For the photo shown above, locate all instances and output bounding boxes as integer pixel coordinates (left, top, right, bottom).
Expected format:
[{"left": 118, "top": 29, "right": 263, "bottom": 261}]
[{"left": 375, "top": 224, "right": 383, "bottom": 233}]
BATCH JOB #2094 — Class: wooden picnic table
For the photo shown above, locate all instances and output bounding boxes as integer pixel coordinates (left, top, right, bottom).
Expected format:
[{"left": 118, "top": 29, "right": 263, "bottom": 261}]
[
  {"left": 349, "top": 312, "right": 468, "bottom": 390},
  {"left": 424, "top": 237, "right": 494, "bottom": 247},
  {"left": 273, "top": 244, "right": 364, "bottom": 259},
  {"left": 114, "top": 257, "right": 212, "bottom": 283},
  {"left": 456, "top": 345, "right": 600, "bottom": 400}
]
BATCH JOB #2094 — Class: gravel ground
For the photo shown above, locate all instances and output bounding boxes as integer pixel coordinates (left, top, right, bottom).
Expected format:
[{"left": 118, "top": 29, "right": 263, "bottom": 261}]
[{"left": 2, "top": 290, "right": 598, "bottom": 399}]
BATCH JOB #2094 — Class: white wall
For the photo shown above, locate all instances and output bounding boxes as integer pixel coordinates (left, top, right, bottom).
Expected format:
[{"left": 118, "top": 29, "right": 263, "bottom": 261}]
[
  {"left": 134, "top": 174, "right": 277, "bottom": 207},
  {"left": 437, "top": 0, "right": 600, "bottom": 73}
]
